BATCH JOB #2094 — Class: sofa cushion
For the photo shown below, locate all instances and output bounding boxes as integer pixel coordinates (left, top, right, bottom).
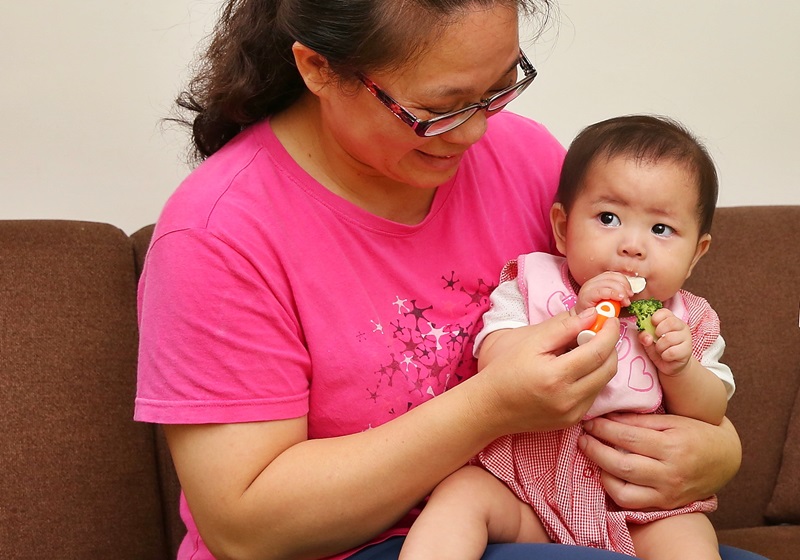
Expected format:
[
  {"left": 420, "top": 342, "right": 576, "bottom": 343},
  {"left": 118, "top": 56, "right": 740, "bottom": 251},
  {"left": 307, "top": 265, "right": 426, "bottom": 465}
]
[
  {"left": 683, "top": 206, "right": 800, "bottom": 530},
  {"left": 0, "top": 221, "right": 168, "bottom": 559},
  {"left": 717, "top": 525, "right": 800, "bottom": 560},
  {"left": 766, "top": 383, "right": 800, "bottom": 523}
]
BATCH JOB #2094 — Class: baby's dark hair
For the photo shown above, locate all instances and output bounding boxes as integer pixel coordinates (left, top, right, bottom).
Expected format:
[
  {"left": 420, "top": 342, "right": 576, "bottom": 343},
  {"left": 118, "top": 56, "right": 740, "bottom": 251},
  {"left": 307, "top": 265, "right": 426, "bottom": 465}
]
[{"left": 556, "top": 115, "right": 718, "bottom": 235}]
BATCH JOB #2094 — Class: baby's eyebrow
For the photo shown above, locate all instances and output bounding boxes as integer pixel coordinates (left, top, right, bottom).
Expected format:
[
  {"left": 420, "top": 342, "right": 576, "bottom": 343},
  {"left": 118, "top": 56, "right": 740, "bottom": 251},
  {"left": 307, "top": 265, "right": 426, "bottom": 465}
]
[{"left": 593, "top": 195, "right": 627, "bottom": 208}]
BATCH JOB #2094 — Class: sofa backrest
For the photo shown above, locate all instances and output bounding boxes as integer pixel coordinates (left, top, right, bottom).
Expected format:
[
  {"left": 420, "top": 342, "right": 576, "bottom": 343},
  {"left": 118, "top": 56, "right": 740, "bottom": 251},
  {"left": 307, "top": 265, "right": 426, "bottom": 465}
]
[
  {"left": 684, "top": 205, "right": 800, "bottom": 530},
  {"left": 0, "top": 221, "right": 171, "bottom": 559},
  {"left": 1, "top": 207, "right": 797, "bottom": 559}
]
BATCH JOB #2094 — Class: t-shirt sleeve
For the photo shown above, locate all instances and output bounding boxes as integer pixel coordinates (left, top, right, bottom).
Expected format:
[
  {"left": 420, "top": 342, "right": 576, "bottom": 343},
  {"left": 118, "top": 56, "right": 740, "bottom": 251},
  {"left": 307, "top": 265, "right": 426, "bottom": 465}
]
[
  {"left": 701, "top": 335, "right": 736, "bottom": 400},
  {"left": 134, "top": 228, "right": 311, "bottom": 424},
  {"left": 684, "top": 291, "right": 735, "bottom": 400},
  {"left": 473, "top": 277, "right": 529, "bottom": 357}
]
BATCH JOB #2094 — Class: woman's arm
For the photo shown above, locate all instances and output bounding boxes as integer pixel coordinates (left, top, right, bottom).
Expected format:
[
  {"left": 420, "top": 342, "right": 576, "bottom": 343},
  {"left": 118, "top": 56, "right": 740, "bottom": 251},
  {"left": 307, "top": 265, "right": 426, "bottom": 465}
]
[
  {"left": 580, "top": 413, "right": 742, "bottom": 511},
  {"left": 165, "top": 389, "right": 489, "bottom": 560},
  {"left": 166, "top": 309, "right": 620, "bottom": 560}
]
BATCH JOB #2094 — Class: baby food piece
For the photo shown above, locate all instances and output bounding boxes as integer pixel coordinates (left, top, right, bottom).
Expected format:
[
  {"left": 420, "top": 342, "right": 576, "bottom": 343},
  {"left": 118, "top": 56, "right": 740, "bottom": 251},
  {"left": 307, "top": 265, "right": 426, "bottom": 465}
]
[{"left": 627, "top": 276, "right": 646, "bottom": 294}]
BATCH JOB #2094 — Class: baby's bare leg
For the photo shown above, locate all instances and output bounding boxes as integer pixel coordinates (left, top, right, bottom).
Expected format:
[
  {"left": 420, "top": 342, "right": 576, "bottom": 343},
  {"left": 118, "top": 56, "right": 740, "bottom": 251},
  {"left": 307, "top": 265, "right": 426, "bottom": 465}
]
[
  {"left": 629, "top": 513, "right": 721, "bottom": 560},
  {"left": 399, "top": 465, "right": 549, "bottom": 560}
]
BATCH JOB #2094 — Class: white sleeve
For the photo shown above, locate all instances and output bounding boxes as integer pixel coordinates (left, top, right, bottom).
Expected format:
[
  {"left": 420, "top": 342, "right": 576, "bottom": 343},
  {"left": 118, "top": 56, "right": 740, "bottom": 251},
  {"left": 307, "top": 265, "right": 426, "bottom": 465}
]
[
  {"left": 700, "top": 334, "right": 736, "bottom": 400},
  {"left": 473, "top": 279, "right": 529, "bottom": 357}
]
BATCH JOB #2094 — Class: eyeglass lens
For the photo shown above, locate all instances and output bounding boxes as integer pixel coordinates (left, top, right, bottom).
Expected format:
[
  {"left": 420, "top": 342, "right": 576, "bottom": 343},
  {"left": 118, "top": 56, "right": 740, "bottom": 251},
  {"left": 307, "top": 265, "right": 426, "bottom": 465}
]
[{"left": 422, "top": 79, "right": 533, "bottom": 136}]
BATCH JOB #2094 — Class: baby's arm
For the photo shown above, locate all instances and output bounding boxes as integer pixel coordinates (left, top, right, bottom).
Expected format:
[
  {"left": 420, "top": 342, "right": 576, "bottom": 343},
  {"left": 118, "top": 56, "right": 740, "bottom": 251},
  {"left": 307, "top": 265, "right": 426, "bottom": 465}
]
[
  {"left": 641, "top": 309, "right": 728, "bottom": 425},
  {"left": 478, "top": 329, "right": 517, "bottom": 371},
  {"left": 474, "top": 277, "right": 529, "bottom": 371}
]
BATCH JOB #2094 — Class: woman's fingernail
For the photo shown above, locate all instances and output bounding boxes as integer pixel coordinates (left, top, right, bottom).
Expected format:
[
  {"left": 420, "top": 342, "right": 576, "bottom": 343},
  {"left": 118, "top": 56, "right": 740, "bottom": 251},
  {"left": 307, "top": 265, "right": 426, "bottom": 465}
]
[{"left": 578, "top": 435, "right": 588, "bottom": 450}]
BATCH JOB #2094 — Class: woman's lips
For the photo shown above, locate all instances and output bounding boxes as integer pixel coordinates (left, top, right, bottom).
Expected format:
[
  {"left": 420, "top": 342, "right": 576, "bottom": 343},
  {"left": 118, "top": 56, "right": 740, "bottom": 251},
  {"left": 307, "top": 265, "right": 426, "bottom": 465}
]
[{"left": 417, "top": 150, "right": 462, "bottom": 171}]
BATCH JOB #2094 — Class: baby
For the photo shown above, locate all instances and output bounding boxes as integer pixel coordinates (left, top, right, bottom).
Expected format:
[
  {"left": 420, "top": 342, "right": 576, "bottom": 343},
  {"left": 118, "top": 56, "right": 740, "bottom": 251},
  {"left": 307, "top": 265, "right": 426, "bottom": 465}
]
[{"left": 400, "top": 115, "right": 734, "bottom": 560}]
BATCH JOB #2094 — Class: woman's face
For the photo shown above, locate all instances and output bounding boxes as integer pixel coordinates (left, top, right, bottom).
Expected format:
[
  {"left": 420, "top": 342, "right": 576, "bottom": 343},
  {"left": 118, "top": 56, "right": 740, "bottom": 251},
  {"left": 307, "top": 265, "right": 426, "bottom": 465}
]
[{"left": 317, "top": 4, "right": 522, "bottom": 191}]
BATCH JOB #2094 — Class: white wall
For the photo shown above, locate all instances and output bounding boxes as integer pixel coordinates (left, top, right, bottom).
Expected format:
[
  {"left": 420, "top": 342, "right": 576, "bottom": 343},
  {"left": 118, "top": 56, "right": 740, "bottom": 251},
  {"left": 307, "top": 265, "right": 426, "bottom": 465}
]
[
  {"left": 522, "top": 1, "right": 800, "bottom": 210},
  {"left": 2, "top": 2, "right": 798, "bottom": 234}
]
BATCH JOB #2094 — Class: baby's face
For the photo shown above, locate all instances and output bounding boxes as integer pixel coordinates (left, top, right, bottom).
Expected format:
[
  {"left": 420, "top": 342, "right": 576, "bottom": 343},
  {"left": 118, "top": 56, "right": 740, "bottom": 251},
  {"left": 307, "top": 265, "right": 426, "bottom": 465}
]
[{"left": 560, "top": 155, "right": 710, "bottom": 301}]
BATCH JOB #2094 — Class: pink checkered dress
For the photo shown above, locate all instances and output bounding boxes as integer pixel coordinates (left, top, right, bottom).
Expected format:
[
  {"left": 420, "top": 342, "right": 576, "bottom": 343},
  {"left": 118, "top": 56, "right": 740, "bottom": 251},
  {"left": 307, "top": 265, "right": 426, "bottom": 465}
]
[
  {"left": 474, "top": 256, "right": 721, "bottom": 555},
  {"left": 475, "top": 427, "right": 718, "bottom": 555}
]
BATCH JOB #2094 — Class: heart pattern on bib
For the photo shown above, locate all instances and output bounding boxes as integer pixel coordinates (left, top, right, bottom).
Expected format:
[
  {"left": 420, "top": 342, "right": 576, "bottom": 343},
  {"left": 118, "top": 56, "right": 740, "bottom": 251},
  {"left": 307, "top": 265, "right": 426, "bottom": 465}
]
[{"left": 628, "top": 355, "right": 656, "bottom": 392}]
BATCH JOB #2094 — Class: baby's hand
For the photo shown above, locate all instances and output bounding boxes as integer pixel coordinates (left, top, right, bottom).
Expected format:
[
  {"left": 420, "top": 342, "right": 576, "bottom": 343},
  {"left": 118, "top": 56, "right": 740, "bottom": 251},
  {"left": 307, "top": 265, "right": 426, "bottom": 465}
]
[
  {"left": 575, "top": 272, "right": 635, "bottom": 315},
  {"left": 639, "top": 308, "right": 692, "bottom": 376}
]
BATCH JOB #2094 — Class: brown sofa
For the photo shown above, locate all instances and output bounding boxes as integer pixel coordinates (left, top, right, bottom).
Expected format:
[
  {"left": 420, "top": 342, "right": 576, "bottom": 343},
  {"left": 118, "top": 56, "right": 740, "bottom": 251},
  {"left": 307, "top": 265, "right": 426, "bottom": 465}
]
[{"left": 1, "top": 206, "right": 798, "bottom": 560}]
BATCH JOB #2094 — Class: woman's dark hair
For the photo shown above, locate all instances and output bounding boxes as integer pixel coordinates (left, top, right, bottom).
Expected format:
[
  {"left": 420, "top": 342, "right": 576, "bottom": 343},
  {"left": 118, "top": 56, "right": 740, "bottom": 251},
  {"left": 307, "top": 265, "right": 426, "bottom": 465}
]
[
  {"left": 174, "top": 0, "right": 550, "bottom": 160},
  {"left": 556, "top": 115, "right": 719, "bottom": 235}
]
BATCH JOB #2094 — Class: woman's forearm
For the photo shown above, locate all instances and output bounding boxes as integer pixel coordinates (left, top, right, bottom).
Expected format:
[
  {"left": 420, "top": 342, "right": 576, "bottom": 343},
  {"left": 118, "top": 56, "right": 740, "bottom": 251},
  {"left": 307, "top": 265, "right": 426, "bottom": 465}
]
[{"left": 168, "top": 376, "right": 501, "bottom": 560}]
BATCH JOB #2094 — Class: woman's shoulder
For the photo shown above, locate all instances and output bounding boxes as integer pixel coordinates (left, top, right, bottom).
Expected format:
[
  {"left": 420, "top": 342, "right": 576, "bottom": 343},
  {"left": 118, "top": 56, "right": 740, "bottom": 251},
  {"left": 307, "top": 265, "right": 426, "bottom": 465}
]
[
  {"left": 470, "top": 111, "right": 566, "bottom": 178},
  {"left": 483, "top": 111, "right": 565, "bottom": 152},
  {"left": 153, "top": 121, "right": 287, "bottom": 240},
  {"left": 459, "top": 111, "right": 564, "bottom": 199}
]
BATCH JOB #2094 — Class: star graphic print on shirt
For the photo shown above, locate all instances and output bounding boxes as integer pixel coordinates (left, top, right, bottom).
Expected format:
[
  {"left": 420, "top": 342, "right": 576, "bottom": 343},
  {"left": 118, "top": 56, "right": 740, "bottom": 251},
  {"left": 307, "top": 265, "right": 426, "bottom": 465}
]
[{"left": 358, "top": 271, "right": 496, "bottom": 429}]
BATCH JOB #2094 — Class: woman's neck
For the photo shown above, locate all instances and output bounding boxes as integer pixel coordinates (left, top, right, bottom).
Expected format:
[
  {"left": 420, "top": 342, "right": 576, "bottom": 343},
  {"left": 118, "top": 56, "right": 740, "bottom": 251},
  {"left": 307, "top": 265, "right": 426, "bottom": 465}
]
[{"left": 271, "top": 96, "right": 437, "bottom": 225}]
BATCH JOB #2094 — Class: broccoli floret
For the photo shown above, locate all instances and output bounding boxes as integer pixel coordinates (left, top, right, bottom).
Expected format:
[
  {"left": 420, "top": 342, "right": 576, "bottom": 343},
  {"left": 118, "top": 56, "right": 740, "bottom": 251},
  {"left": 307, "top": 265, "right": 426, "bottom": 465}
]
[{"left": 626, "top": 298, "right": 664, "bottom": 337}]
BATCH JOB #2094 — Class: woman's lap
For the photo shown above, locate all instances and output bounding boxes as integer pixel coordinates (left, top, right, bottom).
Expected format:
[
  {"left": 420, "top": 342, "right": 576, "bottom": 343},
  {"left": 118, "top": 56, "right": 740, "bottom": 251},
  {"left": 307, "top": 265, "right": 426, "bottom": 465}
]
[{"left": 348, "top": 536, "right": 769, "bottom": 559}]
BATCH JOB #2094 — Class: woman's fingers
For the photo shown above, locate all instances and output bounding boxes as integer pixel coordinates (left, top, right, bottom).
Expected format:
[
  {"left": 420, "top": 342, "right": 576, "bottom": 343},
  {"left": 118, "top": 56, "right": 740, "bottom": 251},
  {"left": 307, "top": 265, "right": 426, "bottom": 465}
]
[
  {"left": 581, "top": 414, "right": 742, "bottom": 510},
  {"left": 582, "top": 413, "right": 672, "bottom": 460},
  {"left": 578, "top": 430, "right": 670, "bottom": 509},
  {"left": 552, "top": 310, "right": 620, "bottom": 386},
  {"left": 598, "top": 469, "right": 666, "bottom": 511},
  {"left": 476, "top": 309, "right": 619, "bottom": 434}
]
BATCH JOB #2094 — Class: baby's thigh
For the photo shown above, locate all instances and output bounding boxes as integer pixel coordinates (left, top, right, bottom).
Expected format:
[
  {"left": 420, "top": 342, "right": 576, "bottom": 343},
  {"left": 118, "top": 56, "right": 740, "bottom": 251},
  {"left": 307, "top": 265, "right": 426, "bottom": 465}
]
[
  {"left": 629, "top": 513, "right": 720, "bottom": 560},
  {"left": 430, "top": 466, "right": 547, "bottom": 544},
  {"left": 428, "top": 465, "right": 515, "bottom": 518}
]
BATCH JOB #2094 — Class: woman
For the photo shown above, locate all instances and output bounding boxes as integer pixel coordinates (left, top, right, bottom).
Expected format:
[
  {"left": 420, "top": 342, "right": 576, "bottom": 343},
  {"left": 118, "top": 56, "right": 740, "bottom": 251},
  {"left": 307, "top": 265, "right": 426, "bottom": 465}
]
[{"left": 135, "top": 2, "right": 750, "bottom": 559}]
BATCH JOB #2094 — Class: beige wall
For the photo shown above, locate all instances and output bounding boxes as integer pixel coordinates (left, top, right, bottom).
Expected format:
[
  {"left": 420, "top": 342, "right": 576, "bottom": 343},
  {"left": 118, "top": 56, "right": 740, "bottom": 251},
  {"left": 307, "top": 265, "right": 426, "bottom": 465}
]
[{"left": 2, "top": 1, "right": 798, "bottom": 233}]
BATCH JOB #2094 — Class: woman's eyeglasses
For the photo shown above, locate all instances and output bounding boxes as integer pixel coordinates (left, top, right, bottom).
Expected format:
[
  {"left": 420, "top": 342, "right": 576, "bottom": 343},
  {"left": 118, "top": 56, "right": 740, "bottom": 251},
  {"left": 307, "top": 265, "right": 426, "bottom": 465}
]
[{"left": 359, "top": 50, "right": 537, "bottom": 137}]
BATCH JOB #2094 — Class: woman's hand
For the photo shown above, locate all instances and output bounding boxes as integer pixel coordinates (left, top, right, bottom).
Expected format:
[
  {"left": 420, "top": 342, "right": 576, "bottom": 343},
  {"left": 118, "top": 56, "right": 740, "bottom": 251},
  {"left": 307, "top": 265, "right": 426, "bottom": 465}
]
[
  {"left": 475, "top": 307, "right": 620, "bottom": 437},
  {"left": 580, "top": 412, "right": 742, "bottom": 510}
]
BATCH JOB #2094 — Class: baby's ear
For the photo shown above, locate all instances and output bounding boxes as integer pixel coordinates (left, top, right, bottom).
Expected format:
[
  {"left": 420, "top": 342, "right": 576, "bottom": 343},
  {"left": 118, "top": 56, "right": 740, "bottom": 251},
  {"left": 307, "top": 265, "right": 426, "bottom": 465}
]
[
  {"left": 550, "top": 203, "right": 568, "bottom": 256},
  {"left": 686, "top": 233, "right": 712, "bottom": 279}
]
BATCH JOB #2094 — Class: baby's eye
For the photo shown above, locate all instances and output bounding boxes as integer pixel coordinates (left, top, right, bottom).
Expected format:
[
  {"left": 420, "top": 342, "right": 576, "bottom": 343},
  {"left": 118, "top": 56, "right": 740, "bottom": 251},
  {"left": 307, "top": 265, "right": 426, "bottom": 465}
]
[
  {"left": 598, "top": 212, "right": 621, "bottom": 227},
  {"left": 652, "top": 223, "right": 675, "bottom": 237}
]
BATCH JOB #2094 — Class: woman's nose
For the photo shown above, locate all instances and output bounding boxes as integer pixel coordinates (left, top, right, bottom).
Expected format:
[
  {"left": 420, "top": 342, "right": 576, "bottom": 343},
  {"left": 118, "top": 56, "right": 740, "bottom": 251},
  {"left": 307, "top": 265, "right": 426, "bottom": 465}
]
[{"left": 439, "top": 111, "right": 488, "bottom": 146}]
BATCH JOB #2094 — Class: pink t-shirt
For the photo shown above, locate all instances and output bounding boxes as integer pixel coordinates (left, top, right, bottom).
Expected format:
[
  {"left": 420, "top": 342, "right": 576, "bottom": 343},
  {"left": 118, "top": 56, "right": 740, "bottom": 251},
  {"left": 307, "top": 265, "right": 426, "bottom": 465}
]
[{"left": 135, "top": 111, "right": 565, "bottom": 559}]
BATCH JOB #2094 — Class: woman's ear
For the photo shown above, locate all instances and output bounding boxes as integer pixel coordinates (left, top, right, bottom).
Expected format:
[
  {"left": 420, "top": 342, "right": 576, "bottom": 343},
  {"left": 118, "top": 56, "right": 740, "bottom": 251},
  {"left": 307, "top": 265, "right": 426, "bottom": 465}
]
[
  {"left": 686, "top": 233, "right": 712, "bottom": 279},
  {"left": 550, "top": 203, "right": 569, "bottom": 256},
  {"left": 291, "top": 41, "right": 331, "bottom": 95}
]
